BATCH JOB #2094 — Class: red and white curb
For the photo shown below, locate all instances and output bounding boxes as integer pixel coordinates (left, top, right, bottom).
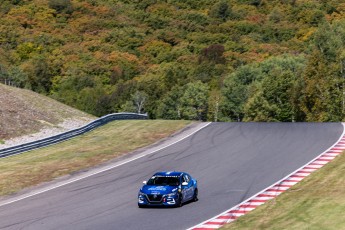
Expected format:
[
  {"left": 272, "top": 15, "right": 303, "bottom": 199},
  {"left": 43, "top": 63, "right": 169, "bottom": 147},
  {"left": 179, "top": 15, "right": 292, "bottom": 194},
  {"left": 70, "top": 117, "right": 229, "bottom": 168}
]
[{"left": 188, "top": 125, "right": 345, "bottom": 230}]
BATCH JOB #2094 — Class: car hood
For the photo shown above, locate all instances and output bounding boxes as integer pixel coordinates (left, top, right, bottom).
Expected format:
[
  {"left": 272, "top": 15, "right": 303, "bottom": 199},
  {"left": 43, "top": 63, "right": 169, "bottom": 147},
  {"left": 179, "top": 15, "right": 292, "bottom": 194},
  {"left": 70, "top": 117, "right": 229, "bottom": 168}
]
[{"left": 140, "top": 185, "right": 179, "bottom": 195}]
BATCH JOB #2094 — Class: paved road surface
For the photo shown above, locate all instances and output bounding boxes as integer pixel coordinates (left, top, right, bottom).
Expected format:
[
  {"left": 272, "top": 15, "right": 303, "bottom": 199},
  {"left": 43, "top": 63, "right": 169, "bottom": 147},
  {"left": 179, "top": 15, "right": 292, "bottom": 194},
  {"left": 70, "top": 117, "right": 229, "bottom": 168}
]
[{"left": 0, "top": 122, "right": 342, "bottom": 230}]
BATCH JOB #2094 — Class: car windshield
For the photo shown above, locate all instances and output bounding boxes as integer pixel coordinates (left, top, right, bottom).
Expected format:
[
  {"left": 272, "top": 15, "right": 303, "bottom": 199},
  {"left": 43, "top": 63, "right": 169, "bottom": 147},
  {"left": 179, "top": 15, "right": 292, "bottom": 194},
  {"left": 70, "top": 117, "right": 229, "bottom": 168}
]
[{"left": 147, "top": 176, "right": 180, "bottom": 186}]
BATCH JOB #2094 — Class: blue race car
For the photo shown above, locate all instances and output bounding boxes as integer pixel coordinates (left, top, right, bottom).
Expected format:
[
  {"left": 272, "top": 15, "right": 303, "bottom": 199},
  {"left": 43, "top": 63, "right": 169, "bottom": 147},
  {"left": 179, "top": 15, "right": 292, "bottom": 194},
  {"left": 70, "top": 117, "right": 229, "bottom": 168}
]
[{"left": 138, "top": 171, "right": 198, "bottom": 208}]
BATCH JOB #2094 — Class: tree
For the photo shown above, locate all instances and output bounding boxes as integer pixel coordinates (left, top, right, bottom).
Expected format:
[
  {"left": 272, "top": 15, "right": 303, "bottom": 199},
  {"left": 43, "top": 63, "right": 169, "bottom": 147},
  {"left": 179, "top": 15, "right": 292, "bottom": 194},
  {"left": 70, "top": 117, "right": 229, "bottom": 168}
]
[
  {"left": 1, "top": 0, "right": 344, "bottom": 122},
  {"left": 0, "top": 63, "right": 8, "bottom": 82},
  {"left": 95, "top": 95, "right": 112, "bottom": 117},
  {"left": 244, "top": 71, "right": 298, "bottom": 121},
  {"left": 139, "top": 40, "right": 172, "bottom": 64},
  {"left": 120, "top": 101, "right": 137, "bottom": 113},
  {"left": 207, "top": 89, "right": 223, "bottom": 122},
  {"left": 312, "top": 22, "right": 342, "bottom": 62},
  {"left": 221, "top": 77, "right": 247, "bottom": 121},
  {"left": 157, "top": 86, "right": 183, "bottom": 120},
  {"left": 133, "top": 91, "right": 148, "bottom": 114},
  {"left": 119, "top": 90, "right": 148, "bottom": 114},
  {"left": 180, "top": 81, "right": 209, "bottom": 120},
  {"left": 269, "top": 8, "right": 283, "bottom": 23},
  {"left": 208, "top": 0, "right": 231, "bottom": 21},
  {"left": 258, "top": 56, "right": 306, "bottom": 121},
  {"left": 8, "top": 66, "right": 28, "bottom": 88},
  {"left": 222, "top": 54, "right": 306, "bottom": 121},
  {"left": 199, "top": 44, "right": 226, "bottom": 64},
  {"left": 299, "top": 20, "right": 345, "bottom": 121},
  {"left": 48, "top": 0, "right": 73, "bottom": 14},
  {"left": 23, "top": 56, "right": 54, "bottom": 94},
  {"left": 221, "top": 64, "right": 261, "bottom": 121},
  {"left": 300, "top": 49, "right": 342, "bottom": 121},
  {"left": 244, "top": 90, "right": 277, "bottom": 122},
  {"left": 110, "top": 80, "right": 136, "bottom": 113}
]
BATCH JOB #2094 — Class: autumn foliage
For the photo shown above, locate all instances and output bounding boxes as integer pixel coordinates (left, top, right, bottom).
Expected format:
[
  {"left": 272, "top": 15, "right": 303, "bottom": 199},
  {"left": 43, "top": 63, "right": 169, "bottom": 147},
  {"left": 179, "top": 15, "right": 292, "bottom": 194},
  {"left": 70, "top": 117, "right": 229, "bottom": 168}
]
[{"left": 1, "top": 0, "right": 345, "bottom": 121}]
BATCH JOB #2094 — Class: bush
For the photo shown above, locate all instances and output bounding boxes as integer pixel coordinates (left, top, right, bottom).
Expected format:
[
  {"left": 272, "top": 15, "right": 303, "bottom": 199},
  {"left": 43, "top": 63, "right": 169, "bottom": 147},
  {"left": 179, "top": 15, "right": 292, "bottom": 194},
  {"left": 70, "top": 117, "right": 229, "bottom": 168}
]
[{"left": 48, "top": 0, "right": 73, "bottom": 14}]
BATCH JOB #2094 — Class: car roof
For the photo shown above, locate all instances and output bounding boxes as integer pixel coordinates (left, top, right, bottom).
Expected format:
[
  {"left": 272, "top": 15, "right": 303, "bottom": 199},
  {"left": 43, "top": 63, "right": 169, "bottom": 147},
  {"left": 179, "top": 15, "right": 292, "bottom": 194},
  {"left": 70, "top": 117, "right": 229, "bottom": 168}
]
[{"left": 153, "top": 171, "right": 184, "bottom": 177}]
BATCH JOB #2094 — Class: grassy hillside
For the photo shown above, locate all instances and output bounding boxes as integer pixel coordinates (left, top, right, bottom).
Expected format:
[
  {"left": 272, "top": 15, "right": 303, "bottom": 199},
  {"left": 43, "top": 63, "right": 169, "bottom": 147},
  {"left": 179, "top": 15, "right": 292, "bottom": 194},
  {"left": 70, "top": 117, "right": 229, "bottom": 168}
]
[
  {"left": 0, "top": 83, "right": 95, "bottom": 141},
  {"left": 1, "top": 1, "right": 345, "bottom": 121},
  {"left": 222, "top": 152, "right": 345, "bottom": 229},
  {"left": 0, "top": 119, "right": 191, "bottom": 196}
]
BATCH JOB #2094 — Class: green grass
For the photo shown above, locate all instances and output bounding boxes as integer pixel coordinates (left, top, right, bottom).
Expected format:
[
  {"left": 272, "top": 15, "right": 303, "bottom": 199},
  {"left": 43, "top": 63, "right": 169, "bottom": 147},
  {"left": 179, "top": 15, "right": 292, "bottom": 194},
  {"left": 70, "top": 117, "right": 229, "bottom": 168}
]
[
  {"left": 221, "top": 152, "right": 345, "bottom": 230},
  {"left": 0, "top": 120, "right": 192, "bottom": 196}
]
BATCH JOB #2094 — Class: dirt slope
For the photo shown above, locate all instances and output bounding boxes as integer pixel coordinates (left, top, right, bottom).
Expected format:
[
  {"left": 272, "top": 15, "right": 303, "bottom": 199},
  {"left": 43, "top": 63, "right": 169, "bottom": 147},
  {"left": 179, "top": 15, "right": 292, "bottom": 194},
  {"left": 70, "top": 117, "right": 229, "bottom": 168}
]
[{"left": 0, "top": 84, "right": 95, "bottom": 143}]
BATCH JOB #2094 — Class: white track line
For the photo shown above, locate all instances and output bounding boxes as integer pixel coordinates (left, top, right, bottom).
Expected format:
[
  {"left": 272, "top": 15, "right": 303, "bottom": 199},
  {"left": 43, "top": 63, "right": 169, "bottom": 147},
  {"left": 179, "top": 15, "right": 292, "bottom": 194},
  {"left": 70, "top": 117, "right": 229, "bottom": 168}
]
[
  {"left": 0, "top": 122, "right": 211, "bottom": 208},
  {"left": 188, "top": 123, "right": 345, "bottom": 230}
]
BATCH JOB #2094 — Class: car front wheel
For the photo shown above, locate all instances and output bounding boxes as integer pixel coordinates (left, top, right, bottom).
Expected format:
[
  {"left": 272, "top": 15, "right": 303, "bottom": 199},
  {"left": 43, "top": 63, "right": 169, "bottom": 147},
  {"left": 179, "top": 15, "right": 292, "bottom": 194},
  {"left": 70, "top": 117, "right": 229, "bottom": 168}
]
[
  {"left": 176, "top": 194, "right": 183, "bottom": 207},
  {"left": 193, "top": 188, "right": 198, "bottom": 202}
]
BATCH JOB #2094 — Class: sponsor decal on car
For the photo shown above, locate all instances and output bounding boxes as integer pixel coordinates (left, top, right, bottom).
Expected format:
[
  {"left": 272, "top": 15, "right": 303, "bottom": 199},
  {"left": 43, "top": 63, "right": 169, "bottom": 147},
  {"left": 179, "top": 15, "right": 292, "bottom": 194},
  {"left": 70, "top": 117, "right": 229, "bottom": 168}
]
[{"left": 148, "top": 186, "right": 167, "bottom": 191}]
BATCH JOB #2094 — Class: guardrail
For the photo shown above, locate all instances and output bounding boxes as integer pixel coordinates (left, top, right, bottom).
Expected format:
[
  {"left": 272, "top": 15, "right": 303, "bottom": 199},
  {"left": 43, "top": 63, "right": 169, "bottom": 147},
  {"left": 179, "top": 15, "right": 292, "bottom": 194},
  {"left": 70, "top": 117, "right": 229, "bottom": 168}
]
[{"left": 0, "top": 112, "right": 148, "bottom": 159}]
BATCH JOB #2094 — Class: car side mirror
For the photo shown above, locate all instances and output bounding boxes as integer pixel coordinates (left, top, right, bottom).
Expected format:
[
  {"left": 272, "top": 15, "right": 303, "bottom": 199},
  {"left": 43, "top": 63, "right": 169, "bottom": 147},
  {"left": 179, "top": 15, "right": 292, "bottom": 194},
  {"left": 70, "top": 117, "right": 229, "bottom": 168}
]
[
  {"left": 182, "top": 182, "right": 188, "bottom": 186},
  {"left": 143, "top": 181, "right": 147, "bottom": 185}
]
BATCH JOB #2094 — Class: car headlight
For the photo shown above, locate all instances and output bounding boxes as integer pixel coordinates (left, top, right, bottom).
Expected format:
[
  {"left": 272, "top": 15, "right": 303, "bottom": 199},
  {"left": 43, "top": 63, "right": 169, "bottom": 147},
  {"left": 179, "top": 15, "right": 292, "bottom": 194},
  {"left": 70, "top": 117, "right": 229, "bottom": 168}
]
[
  {"left": 138, "top": 192, "right": 146, "bottom": 196},
  {"left": 166, "top": 192, "right": 177, "bottom": 197}
]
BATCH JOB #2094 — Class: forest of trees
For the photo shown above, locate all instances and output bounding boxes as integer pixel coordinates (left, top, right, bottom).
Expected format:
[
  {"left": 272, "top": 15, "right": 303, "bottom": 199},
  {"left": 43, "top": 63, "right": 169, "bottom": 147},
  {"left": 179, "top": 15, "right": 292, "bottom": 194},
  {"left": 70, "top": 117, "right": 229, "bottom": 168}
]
[{"left": 1, "top": 0, "right": 345, "bottom": 121}]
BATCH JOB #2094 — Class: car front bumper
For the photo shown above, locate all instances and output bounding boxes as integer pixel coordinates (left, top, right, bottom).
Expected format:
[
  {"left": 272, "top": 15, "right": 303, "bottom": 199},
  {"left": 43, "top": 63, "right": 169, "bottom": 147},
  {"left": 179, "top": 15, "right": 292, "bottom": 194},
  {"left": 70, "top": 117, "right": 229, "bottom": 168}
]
[{"left": 138, "top": 193, "right": 178, "bottom": 206}]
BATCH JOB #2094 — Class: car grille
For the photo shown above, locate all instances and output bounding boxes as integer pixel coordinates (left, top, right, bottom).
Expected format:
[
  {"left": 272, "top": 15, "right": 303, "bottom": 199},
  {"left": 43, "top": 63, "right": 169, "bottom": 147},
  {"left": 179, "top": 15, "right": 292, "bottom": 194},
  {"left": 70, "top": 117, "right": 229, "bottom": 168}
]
[{"left": 146, "top": 194, "right": 163, "bottom": 203}]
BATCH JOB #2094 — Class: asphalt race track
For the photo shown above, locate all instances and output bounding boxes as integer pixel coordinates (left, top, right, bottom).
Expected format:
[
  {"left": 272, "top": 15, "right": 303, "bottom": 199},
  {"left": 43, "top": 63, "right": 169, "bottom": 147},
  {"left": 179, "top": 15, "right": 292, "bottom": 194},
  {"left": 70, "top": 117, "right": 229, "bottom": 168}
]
[{"left": 0, "top": 122, "right": 343, "bottom": 230}]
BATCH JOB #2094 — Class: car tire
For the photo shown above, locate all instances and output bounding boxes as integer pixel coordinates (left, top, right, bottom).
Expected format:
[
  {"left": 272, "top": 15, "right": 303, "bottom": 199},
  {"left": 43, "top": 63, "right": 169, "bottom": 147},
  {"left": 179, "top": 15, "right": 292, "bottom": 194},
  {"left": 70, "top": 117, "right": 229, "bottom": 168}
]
[
  {"left": 176, "top": 194, "right": 183, "bottom": 207},
  {"left": 193, "top": 188, "right": 198, "bottom": 202},
  {"left": 138, "top": 204, "right": 146, "bottom": 208}
]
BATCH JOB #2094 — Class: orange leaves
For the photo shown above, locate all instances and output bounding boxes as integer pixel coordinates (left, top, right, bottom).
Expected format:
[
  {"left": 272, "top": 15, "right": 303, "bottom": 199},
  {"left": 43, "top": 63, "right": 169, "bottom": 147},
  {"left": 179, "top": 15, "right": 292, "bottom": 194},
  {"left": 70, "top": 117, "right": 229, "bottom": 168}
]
[
  {"left": 108, "top": 51, "right": 139, "bottom": 64},
  {"left": 246, "top": 14, "right": 267, "bottom": 25},
  {"left": 7, "top": 4, "right": 55, "bottom": 30},
  {"left": 327, "top": 3, "right": 345, "bottom": 22},
  {"left": 7, "top": 5, "right": 36, "bottom": 28},
  {"left": 146, "top": 3, "right": 176, "bottom": 16}
]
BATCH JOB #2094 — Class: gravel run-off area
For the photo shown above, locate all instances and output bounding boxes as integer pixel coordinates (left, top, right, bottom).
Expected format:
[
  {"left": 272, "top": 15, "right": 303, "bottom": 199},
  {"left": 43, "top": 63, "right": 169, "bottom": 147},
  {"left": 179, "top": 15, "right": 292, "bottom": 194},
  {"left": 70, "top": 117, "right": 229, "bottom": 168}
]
[{"left": 0, "top": 118, "right": 93, "bottom": 149}]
